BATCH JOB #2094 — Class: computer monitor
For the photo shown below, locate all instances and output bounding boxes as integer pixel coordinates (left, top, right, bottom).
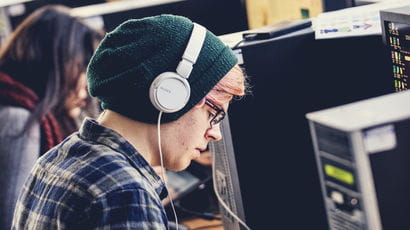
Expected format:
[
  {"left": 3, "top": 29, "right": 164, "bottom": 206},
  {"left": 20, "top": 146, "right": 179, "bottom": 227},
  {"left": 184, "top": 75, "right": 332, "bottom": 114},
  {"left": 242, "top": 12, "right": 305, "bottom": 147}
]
[
  {"left": 322, "top": 0, "right": 355, "bottom": 12},
  {"left": 212, "top": 20, "right": 392, "bottom": 229},
  {"left": 306, "top": 90, "right": 410, "bottom": 230},
  {"left": 1, "top": 0, "right": 45, "bottom": 29},
  {"left": 0, "top": 0, "right": 52, "bottom": 46},
  {"left": 39, "top": 0, "right": 106, "bottom": 8},
  {"left": 71, "top": 0, "right": 248, "bottom": 35},
  {"left": 209, "top": 116, "right": 247, "bottom": 230},
  {"left": 165, "top": 161, "right": 212, "bottom": 203},
  {"left": 0, "top": 5, "right": 12, "bottom": 45},
  {"left": 381, "top": 6, "right": 410, "bottom": 92}
]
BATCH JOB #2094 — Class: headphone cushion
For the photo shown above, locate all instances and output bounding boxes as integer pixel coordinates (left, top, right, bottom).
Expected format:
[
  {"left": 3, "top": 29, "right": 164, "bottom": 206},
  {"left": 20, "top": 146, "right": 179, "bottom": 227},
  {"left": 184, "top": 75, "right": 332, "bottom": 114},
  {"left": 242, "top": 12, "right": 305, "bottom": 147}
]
[{"left": 149, "top": 72, "right": 191, "bottom": 113}]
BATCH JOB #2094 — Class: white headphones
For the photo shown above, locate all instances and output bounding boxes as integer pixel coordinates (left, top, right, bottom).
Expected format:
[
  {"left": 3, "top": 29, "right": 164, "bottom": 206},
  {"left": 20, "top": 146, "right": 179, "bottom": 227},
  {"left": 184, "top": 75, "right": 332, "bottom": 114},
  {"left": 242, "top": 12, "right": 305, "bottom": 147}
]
[{"left": 149, "top": 23, "right": 207, "bottom": 113}]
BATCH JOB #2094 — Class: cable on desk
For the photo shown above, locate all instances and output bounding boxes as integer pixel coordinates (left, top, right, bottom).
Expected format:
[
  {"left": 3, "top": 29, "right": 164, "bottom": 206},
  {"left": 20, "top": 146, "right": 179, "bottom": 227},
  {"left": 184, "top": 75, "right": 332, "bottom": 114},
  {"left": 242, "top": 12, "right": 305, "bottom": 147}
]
[{"left": 190, "top": 223, "right": 224, "bottom": 230}]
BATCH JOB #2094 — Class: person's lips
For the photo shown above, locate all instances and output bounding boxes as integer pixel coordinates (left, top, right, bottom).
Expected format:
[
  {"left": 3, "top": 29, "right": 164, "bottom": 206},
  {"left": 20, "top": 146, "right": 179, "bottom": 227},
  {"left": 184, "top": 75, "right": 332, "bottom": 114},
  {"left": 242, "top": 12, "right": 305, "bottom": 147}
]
[
  {"left": 193, "top": 149, "right": 201, "bottom": 159},
  {"left": 76, "top": 99, "right": 87, "bottom": 108}
]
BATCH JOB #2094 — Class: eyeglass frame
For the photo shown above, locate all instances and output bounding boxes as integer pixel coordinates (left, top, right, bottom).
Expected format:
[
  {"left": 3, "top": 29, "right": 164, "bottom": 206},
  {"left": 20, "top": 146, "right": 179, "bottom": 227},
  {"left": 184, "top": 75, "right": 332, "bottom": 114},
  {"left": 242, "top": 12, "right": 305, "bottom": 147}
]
[{"left": 204, "top": 99, "right": 226, "bottom": 127}]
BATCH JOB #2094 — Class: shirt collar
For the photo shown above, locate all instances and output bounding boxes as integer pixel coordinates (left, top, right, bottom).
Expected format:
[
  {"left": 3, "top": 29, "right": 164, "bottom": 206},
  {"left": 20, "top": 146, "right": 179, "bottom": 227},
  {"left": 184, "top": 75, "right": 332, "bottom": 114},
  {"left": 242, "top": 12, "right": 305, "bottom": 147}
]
[{"left": 78, "top": 118, "right": 167, "bottom": 199}]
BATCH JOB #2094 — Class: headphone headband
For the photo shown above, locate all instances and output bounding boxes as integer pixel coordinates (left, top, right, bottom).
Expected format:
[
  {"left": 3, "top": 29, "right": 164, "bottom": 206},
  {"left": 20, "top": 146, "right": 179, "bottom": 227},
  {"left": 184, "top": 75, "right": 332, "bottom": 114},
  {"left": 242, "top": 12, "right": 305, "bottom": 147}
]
[{"left": 176, "top": 23, "right": 207, "bottom": 79}]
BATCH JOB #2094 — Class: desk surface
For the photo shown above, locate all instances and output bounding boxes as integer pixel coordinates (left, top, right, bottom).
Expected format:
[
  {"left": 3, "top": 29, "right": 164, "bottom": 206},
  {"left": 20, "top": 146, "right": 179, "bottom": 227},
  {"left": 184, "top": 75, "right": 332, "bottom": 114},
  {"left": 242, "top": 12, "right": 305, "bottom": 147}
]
[{"left": 181, "top": 217, "right": 223, "bottom": 230}]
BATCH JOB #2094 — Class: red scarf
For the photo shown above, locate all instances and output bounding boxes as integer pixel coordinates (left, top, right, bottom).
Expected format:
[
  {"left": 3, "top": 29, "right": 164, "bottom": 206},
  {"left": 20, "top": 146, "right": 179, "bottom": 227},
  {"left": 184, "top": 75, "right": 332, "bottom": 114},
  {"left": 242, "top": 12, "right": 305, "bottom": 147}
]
[{"left": 0, "top": 72, "right": 62, "bottom": 154}]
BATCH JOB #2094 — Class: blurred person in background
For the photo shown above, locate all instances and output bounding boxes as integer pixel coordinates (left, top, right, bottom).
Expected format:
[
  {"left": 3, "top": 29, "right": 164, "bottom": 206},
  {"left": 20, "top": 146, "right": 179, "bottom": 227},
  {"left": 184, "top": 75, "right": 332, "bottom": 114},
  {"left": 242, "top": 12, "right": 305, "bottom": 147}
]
[{"left": 0, "top": 5, "right": 103, "bottom": 229}]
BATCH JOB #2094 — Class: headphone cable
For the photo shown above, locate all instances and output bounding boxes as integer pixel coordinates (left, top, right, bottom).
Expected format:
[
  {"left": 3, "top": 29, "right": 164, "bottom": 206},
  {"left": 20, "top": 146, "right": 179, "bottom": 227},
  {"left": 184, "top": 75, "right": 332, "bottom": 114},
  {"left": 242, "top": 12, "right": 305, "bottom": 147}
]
[{"left": 157, "top": 111, "right": 179, "bottom": 230}]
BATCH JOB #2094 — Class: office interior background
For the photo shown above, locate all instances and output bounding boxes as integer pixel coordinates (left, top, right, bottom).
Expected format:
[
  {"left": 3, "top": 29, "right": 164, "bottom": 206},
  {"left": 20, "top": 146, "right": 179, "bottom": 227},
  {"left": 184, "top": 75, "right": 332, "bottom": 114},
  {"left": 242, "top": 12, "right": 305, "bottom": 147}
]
[{"left": 1, "top": 0, "right": 410, "bottom": 229}]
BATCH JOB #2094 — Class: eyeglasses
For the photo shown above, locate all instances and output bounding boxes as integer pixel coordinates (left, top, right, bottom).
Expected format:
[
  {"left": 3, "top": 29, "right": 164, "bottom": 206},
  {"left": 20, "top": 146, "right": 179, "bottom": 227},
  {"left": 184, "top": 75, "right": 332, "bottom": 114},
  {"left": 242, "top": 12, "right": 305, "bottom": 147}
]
[{"left": 205, "top": 99, "right": 226, "bottom": 127}]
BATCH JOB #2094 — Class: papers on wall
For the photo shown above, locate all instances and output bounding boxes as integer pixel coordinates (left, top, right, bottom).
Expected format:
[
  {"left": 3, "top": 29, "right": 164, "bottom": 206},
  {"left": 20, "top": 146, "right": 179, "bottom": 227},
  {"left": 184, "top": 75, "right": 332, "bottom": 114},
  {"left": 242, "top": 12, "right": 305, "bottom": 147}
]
[{"left": 313, "top": 0, "right": 410, "bottom": 39}]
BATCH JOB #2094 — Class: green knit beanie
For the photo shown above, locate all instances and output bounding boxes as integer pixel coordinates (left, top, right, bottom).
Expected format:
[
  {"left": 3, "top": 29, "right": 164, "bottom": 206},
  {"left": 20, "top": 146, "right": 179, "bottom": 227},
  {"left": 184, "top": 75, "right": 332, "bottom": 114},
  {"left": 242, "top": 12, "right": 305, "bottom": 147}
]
[{"left": 87, "top": 14, "right": 237, "bottom": 123}]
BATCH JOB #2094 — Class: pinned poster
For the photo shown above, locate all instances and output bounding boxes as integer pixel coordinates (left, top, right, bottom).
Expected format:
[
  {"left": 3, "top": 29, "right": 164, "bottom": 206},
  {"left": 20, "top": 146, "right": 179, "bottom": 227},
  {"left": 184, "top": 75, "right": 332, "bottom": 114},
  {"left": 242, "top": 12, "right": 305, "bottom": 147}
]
[{"left": 313, "top": 0, "right": 410, "bottom": 39}]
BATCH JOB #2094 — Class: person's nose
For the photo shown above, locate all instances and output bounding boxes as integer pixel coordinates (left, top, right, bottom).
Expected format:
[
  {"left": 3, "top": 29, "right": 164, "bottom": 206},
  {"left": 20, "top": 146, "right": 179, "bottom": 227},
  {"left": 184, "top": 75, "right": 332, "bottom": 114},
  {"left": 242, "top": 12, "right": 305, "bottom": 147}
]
[
  {"left": 78, "top": 86, "right": 88, "bottom": 100},
  {"left": 206, "top": 124, "right": 222, "bottom": 141}
]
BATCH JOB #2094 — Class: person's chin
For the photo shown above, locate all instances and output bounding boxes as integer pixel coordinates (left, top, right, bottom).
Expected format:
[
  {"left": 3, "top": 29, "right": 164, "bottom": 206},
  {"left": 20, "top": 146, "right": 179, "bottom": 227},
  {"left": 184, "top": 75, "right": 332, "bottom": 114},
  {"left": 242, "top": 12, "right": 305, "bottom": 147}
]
[
  {"left": 171, "top": 158, "right": 192, "bottom": 172},
  {"left": 68, "top": 107, "right": 82, "bottom": 118}
]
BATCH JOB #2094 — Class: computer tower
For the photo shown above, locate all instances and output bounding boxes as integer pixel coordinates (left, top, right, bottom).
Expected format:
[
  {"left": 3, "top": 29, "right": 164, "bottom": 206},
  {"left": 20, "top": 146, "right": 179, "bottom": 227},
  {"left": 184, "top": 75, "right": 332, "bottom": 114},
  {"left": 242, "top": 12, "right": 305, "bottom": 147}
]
[{"left": 306, "top": 90, "right": 410, "bottom": 230}]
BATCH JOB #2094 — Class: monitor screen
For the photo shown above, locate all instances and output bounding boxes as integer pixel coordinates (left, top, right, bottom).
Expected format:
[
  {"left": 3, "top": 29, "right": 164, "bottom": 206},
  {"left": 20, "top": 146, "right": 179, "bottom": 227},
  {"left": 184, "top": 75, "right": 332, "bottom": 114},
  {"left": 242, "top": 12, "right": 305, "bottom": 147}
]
[
  {"left": 385, "top": 21, "right": 410, "bottom": 91},
  {"left": 165, "top": 161, "right": 212, "bottom": 202},
  {"left": 381, "top": 6, "right": 410, "bottom": 92}
]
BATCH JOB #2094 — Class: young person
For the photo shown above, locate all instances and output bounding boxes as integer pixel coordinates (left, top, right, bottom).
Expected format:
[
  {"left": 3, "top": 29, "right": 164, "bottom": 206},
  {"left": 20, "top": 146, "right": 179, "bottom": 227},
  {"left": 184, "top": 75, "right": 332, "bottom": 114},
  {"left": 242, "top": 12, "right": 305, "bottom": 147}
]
[
  {"left": 0, "top": 5, "right": 102, "bottom": 229},
  {"left": 12, "top": 14, "right": 246, "bottom": 229}
]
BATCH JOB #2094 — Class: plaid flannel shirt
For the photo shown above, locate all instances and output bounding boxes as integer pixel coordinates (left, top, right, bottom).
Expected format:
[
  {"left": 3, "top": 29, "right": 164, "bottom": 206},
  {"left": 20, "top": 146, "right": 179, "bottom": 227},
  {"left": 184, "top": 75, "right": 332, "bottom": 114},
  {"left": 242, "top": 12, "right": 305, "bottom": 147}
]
[{"left": 12, "top": 118, "right": 169, "bottom": 229}]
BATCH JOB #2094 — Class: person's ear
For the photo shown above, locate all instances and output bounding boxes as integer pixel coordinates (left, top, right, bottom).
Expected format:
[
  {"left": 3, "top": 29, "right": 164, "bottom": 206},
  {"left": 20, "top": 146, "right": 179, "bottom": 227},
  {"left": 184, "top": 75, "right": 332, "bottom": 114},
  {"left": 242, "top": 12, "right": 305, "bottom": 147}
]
[{"left": 195, "top": 98, "right": 206, "bottom": 108}]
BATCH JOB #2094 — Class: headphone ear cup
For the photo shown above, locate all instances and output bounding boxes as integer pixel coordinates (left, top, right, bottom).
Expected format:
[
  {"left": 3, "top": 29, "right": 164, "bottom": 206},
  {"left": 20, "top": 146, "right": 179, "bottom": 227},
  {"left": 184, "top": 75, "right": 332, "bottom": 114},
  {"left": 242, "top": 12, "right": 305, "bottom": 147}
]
[{"left": 149, "top": 72, "right": 191, "bottom": 113}]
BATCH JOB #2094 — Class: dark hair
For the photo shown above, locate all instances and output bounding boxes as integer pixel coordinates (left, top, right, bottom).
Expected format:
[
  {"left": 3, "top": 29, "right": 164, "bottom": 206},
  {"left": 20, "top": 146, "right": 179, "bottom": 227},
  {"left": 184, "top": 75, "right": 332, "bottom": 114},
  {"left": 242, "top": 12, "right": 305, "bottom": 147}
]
[{"left": 0, "top": 5, "right": 103, "bottom": 136}]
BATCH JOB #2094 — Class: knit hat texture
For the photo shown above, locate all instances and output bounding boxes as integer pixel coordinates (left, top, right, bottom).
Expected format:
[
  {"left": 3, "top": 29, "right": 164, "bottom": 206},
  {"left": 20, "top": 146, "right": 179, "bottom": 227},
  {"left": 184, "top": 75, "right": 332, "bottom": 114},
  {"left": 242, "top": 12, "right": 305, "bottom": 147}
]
[{"left": 87, "top": 14, "right": 237, "bottom": 123}]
